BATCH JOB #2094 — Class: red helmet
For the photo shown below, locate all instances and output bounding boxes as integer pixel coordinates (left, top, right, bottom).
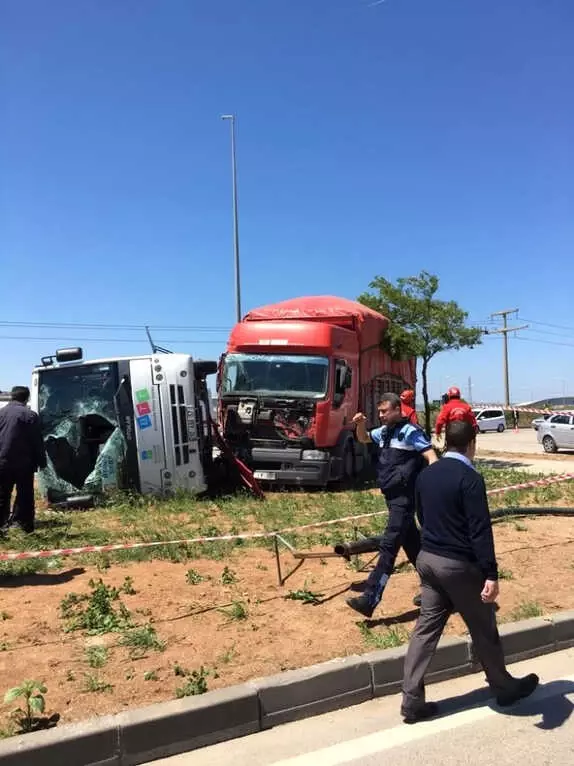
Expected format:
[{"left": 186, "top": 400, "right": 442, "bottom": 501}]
[
  {"left": 400, "top": 389, "right": 415, "bottom": 406},
  {"left": 447, "top": 386, "right": 461, "bottom": 399}
]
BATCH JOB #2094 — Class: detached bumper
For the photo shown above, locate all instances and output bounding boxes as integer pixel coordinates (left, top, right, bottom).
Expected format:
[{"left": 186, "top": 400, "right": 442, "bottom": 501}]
[{"left": 250, "top": 447, "right": 331, "bottom": 486}]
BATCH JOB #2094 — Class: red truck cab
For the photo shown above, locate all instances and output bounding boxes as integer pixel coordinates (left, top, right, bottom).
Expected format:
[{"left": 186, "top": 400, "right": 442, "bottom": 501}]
[{"left": 218, "top": 296, "right": 415, "bottom": 486}]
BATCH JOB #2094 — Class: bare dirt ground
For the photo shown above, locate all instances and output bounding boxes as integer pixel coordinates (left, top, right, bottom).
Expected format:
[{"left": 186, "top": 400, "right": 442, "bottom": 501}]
[{"left": 1, "top": 514, "right": 573, "bottom": 733}]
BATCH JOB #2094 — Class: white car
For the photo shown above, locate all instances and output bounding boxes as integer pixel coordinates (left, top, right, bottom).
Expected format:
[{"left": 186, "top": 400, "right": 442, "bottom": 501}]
[
  {"left": 532, "top": 413, "right": 552, "bottom": 430},
  {"left": 472, "top": 408, "right": 506, "bottom": 433},
  {"left": 537, "top": 414, "right": 574, "bottom": 453}
]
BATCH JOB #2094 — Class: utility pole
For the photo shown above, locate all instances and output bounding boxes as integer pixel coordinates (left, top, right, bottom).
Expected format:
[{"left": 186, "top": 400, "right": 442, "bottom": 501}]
[
  {"left": 468, "top": 376, "right": 473, "bottom": 404},
  {"left": 221, "top": 114, "right": 242, "bottom": 322},
  {"left": 488, "top": 309, "right": 528, "bottom": 407}
]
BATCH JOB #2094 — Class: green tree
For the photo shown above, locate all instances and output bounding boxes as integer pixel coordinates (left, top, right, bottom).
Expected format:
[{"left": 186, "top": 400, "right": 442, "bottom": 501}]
[{"left": 359, "top": 271, "right": 482, "bottom": 434}]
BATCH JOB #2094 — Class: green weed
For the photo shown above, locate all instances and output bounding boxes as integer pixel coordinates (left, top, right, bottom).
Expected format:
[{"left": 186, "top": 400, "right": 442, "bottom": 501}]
[
  {"left": 498, "top": 568, "right": 514, "bottom": 581},
  {"left": 220, "top": 566, "right": 237, "bottom": 585},
  {"left": 85, "top": 646, "right": 109, "bottom": 669},
  {"left": 83, "top": 675, "right": 113, "bottom": 693},
  {"left": 4, "top": 680, "right": 48, "bottom": 733},
  {"left": 357, "top": 622, "right": 408, "bottom": 650},
  {"left": 186, "top": 568, "right": 206, "bottom": 585},
  {"left": 509, "top": 601, "right": 543, "bottom": 621},
  {"left": 219, "top": 601, "right": 248, "bottom": 621},
  {"left": 217, "top": 646, "right": 237, "bottom": 664},
  {"left": 284, "top": 586, "right": 323, "bottom": 605},
  {"left": 60, "top": 579, "right": 132, "bottom": 635},
  {"left": 144, "top": 670, "right": 158, "bottom": 681},
  {"left": 121, "top": 576, "right": 137, "bottom": 595},
  {"left": 173, "top": 662, "right": 188, "bottom": 677},
  {"left": 175, "top": 667, "right": 211, "bottom": 698},
  {"left": 119, "top": 625, "right": 166, "bottom": 659}
]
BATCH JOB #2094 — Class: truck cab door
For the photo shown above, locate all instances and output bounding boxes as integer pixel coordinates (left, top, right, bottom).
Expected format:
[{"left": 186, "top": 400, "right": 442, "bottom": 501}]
[{"left": 332, "top": 359, "right": 353, "bottom": 425}]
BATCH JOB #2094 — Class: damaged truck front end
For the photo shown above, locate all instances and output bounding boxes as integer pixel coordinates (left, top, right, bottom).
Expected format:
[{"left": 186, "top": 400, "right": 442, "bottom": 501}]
[
  {"left": 219, "top": 352, "right": 337, "bottom": 486},
  {"left": 31, "top": 350, "right": 216, "bottom": 508}
]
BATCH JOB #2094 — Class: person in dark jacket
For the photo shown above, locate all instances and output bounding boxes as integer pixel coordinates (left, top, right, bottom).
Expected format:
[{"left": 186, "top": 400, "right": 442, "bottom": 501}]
[
  {"left": 0, "top": 386, "right": 47, "bottom": 533},
  {"left": 400, "top": 420, "right": 539, "bottom": 724},
  {"left": 347, "top": 393, "right": 437, "bottom": 618}
]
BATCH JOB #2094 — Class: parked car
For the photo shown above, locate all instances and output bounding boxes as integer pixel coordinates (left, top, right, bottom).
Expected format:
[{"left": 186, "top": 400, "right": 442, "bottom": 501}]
[
  {"left": 472, "top": 408, "right": 506, "bottom": 433},
  {"left": 532, "top": 413, "right": 552, "bottom": 430},
  {"left": 537, "top": 414, "right": 574, "bottom": 453}
]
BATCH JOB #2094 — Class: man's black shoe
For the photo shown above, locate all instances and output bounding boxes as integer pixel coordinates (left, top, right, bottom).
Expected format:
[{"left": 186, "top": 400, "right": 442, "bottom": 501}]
[
  {"left": 346, "top": 594, "right": 376, "bottom": 619},
  {"left": 496, "top": 673, "right": 539, "bottom": 707},
  {"left": 334, "top": 543, "right": 351, "bottom": 562},
  {"left": 7, "top": 522, "right": 34, "bottom": 534},
  {"left": 412, "top": 593, "right": 422, "bottom": 607},
  {"left": 401, "top": 701, "right": 439, "bottom": 724}
]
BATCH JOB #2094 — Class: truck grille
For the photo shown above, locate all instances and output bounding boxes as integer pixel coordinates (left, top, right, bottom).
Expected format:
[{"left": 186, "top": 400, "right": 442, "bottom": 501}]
[{"left": 169, "top": 384, "right": 194, "bottom": 466}]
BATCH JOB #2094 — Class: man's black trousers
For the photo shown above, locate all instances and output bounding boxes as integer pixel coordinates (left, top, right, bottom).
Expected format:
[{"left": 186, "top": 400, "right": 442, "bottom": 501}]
[
  {"left": 365, "top": 492, "right": 421, "bottom": 594},
  {"left": 0, "top": 468, "right": 36, "bottom": 531}
]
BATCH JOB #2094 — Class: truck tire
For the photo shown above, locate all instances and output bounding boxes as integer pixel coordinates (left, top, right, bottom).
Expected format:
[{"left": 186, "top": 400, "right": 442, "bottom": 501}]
[{"left": 342, "top": 440, "right": 356, "bottom": 482}]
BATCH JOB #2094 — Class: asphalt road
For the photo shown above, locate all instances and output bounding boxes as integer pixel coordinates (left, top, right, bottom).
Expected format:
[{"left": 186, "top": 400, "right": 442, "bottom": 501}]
[
  {"left": 151, "top": 649, "right": 574, "bottom": 766},
  {"left": 469, "top": 429, "right": 574, "bottom": 475},
  {"left": 476, "top": 428, "right": 554, "bottom": 455}
]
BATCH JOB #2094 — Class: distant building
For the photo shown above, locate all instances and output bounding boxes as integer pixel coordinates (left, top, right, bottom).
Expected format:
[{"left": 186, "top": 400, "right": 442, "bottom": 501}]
[{"left": 0, "top": 392, "right": 10, "bottom": 410}]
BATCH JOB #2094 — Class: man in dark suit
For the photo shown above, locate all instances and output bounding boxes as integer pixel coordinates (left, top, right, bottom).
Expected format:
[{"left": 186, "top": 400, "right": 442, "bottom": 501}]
[
  {"left": 0, "top": 386, "right": 47, "bottom": 533},
  {"left": 400, "top": 420, "right": 539, "bottom": 724}
]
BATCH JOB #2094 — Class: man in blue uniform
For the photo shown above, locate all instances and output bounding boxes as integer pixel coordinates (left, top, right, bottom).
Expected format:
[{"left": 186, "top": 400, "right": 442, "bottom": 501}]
[{"left": 348, "top": 392, "right": 437, "bottom": 618}]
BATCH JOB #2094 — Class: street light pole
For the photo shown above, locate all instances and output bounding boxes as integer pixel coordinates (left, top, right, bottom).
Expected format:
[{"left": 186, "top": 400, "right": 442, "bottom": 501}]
[{"left": 221, "top": 114, "right": 242, "bottom": 323}]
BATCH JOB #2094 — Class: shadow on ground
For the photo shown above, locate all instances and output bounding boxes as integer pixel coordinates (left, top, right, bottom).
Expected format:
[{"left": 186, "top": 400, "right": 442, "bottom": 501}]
[
  {"left": 0, "top": 567, "right": 86, "bottom": 588},
  {"left": 436, "top": 679, "right": 574, "bottom": 731}
]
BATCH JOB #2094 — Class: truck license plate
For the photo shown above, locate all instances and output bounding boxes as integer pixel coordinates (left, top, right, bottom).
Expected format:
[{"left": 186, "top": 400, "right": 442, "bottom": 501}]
[{"left": 254, "top": 471, "right": 277, "bottom": 481}]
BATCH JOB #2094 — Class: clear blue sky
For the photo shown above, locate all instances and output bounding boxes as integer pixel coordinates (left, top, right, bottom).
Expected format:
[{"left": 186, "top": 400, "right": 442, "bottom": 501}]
[{"left": 2, "top": 0, "right": 573, "bottom": 403}]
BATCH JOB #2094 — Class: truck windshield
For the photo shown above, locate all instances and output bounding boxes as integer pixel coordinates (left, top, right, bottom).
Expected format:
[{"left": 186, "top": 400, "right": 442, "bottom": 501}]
[
  {"left": 37, "top": 363, "right": 126, "bottom": 497},
  {"left": 222, "top": 354, "right": 329, "bottom": 398}
]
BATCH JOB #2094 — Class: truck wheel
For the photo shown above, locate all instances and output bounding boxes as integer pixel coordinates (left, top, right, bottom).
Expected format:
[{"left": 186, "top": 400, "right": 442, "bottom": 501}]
[
  {"left": 542, "top": 435, "right": 557, "bottom": 454},
  {"left": 342, "top": 441, "right": 356, "bottom": 482}
]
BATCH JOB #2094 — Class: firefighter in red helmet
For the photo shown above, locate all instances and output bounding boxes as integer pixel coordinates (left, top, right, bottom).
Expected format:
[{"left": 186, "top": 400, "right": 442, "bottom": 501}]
[
  {"left": 435, "top": 386, "right": 477, "bottom": 437},
  {"left": 400, "top": 389, "right": 419, "bottom": 425}
]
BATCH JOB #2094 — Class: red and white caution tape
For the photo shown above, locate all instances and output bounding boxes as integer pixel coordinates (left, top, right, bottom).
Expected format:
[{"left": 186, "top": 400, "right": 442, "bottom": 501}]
[
  {"left": 477, "top": 404, "right": 574, "bottom": 417},
  {"left": 485, "top": 472, "right": 574, "bottom": 495},
  {"left": 1, "top": 473, "right": 573, "bottom": 563},
  {"left": 0, "top": 510, "right": 387, "bottom": 563}
]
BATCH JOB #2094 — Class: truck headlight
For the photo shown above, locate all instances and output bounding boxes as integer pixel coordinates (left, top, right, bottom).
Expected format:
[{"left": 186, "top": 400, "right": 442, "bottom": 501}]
[{"left": 301, "top": 450, "right": 329, "bottom": 461}]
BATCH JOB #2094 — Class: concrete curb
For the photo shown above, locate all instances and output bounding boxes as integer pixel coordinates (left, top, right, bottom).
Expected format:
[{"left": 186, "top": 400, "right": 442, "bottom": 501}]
[{"left": 1, "top": 608, "right": 573, "bottom": 766}]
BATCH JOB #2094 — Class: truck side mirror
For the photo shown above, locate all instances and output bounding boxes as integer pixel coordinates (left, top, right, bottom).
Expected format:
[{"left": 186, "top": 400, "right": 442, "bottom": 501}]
[
  {"left": 194, "top": 360, "right": 218, "bottom": 379},
  {"left": 216, "top": 354, "right": 226, "bottom": 391},
  {"left": 343, "top": 368, "right": 352, "bottom": 389}
]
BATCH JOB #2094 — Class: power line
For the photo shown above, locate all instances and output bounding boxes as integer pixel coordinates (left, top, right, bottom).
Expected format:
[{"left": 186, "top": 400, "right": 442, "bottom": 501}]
[
  {"left": 0, "top": 321, "right": 231, "bottom": 332},
  {"left": 524, "top": 327, "right": 574, "bottom": 339},
  {"left": 513, "top": 336, "right": 574, "bottom": 349},
  {"left": 518, "top": 316, "right": 574, "bottom": 333},
  {"left": 0, "top": 335, "right": 227, "bottom": 344}
]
